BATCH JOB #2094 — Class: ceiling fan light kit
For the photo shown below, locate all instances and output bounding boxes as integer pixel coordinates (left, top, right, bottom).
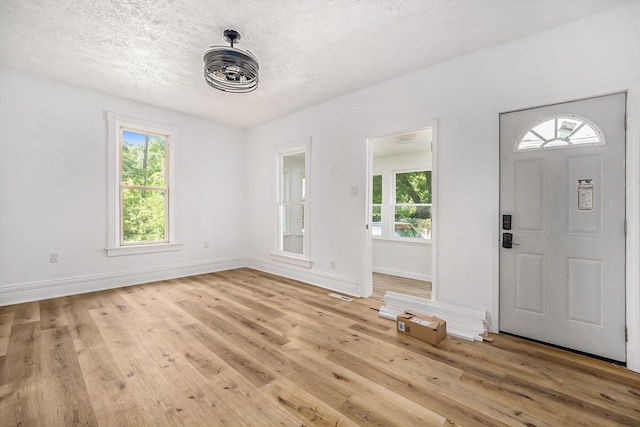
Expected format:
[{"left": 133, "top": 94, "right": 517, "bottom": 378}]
[{"left": 203, "top": 29, "right": 259, "bottom": 93}]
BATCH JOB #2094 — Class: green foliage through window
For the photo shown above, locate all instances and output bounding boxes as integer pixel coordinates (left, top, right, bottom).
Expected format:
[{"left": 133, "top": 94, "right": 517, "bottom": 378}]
[
  {"left": 120, "top": 128, "right": 168, "bottom": 244},
  {"left": 395, "top": 171, "right": 431, "bottom": 238}
]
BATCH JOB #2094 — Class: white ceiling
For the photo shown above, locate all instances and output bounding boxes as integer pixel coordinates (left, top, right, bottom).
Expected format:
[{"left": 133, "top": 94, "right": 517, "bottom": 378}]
[
  {"left": 0, "top": 0, "right": 633, "bottom": 129},
  {"left": 372, "top": 129, "right": 431, "bottom": 158}
]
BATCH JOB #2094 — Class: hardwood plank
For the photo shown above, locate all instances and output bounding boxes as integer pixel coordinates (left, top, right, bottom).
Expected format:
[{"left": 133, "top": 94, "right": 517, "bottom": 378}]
[
  {"left": 1, "top": 321, "right": 40, "bottom": 384},
  {"left": 0, "top": 312, "right": 13, "bottom": 357},
  {"left": 39, "top": 297, "right": 69, "bottom": 330},
  {"left": 262, "top": 377, "right": 361, "bottom": 427},
  {"left": 40, "top": 327, "right": 98, "bottom": 426},
  {"left": 182, "top": 322, "right": 276, "bottom": 388},
  {"left": 73, "top": 337, "right": 148, "bottom": 426},
  {"left": 326, "top": 348, "right": 506, "bottom": 426},
  {"left": 11, "top": 301, "right": 40, "bottom": 325},
  {"left": 372, "top": 272, "right": 432, "bottom": 301}
]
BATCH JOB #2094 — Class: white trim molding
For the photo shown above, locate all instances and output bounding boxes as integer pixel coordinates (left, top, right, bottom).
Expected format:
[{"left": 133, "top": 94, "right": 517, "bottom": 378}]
[
  {"left": 248, "top": 256, "right": 360, "bottom": 297},
  {"left": 269, "top": 252, "right": 313, "bottom": 268},
  {"left": 625, "top": 84, "right": 640, "bottom": 373},
  {"left": 372, "top": 267, "right": 430, "bottom": 283},
  {"left": 0, "top": 257, "right": 245, "bottom": 307}
]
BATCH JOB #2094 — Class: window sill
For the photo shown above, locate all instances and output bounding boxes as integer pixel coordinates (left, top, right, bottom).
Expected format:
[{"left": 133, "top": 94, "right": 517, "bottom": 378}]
[
  {"left": 106, "top": 243, "right": 183, "bottom": 257},
  {"left": 270, "top": 252, "right": 313, "bottom": 268}
]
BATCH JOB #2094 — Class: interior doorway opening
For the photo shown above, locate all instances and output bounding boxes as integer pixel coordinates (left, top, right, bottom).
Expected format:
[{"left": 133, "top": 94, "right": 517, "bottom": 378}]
[{"left": 365, "top": 126, "right": 436, "bottom": 301}]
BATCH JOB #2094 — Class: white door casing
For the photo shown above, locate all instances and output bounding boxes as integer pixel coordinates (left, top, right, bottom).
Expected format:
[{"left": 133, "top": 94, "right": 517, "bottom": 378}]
[{"left": 499, "top": 93, "right": 626, "bottom": 362}]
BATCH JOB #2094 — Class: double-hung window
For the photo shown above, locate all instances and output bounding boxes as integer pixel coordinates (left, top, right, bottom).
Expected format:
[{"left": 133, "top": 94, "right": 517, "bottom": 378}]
[
  {"left": 105, "top": 112, "right": 181, "bottom": 256},
  {"left": 272, "top": 137, "right": 311, "bottom": 268}
]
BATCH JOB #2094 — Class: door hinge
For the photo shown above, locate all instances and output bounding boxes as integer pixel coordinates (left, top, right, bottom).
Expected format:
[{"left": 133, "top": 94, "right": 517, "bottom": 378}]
[
  {"left": 626, "top": 326, "right": 628, "bottom": 342},
  {"left": 624, "top": 220, "right": 628, "bottom": 237}
]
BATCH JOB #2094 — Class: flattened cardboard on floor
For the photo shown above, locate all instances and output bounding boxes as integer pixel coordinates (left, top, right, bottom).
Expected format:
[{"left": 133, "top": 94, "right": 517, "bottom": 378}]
[{"left": 396, "top": 310, "right": 446, "bottom": 345}]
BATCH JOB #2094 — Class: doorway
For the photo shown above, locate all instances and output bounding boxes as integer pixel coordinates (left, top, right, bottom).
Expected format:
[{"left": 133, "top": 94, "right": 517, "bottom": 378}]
[
  {"left": 499, "top": 93, "right": 627, "bottom": 362},
  {"left": 366, "top": 127, "right": 435, "bottom": 301}
]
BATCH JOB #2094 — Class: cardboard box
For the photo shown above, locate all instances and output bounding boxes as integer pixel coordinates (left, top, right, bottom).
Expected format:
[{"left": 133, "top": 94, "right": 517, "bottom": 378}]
[{"left": 396, "top": 311, "right": 446, "bottom": 345}]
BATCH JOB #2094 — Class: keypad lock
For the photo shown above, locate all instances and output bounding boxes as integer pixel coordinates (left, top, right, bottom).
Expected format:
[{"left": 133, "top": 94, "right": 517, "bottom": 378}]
[{"left": 502, "top": 232, "right": 513, "bottom": 249}]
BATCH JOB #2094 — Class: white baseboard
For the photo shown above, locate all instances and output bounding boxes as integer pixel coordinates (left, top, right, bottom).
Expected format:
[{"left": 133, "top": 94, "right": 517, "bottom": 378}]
[
  {"left": 0, "top": 256, "right": 246, "bottom": 306},
  {"left": 247, "top": 256, "right": 361, "bottom": 297},
  {"left": 372, "top": 267, "right": 431, "bottom": 282}
]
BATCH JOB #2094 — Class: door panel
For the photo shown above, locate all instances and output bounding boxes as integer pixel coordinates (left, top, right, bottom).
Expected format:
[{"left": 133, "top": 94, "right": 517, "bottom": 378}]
[
  {"left": 500, "top": 93, "right": 626, "bottom": 362},
  {"left": 515, "top": 253, "right": 545, "bottom": 314},
  {"left": 567, "top": 257, "right": 603, "bottom": 326}
]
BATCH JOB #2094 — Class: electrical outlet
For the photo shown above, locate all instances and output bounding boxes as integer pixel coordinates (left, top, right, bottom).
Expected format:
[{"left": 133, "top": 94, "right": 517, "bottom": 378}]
[{"left": 50, "top": 253, "right": 59, "bottom": 263}]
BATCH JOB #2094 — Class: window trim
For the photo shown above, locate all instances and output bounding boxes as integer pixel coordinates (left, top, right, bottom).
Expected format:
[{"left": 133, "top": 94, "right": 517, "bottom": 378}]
[
  {"left": 271, "top": 137, "right": 312, "bottom": 268},
  {"left": 105, "top": 112, "right": 182, "bottom": 256}
]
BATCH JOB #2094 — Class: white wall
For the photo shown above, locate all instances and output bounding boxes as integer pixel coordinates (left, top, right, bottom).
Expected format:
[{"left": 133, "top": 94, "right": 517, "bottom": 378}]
[
  {"left": 0, "top": 67, "right": 247, "bottom": 303},
  {"left": 245, "top": 2, "right": 640, "bottom": 333}
]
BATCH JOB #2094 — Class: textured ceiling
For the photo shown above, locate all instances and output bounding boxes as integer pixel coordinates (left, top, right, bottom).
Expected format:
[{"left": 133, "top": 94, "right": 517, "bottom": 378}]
[{"left": 0, "top": 0, "right": 634, "bottom": 128}]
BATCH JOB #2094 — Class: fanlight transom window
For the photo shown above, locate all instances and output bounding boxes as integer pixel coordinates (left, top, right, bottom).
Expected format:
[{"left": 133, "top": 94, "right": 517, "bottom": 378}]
[{"left": 516, "top": 115, "right": 604, "bottom": 151}]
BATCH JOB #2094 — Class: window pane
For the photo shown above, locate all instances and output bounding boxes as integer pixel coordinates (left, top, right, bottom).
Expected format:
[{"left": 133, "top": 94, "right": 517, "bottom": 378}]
[
  {"left": 395, "top": 171, "right": 431, "bottom": 204},
  {"left": 570, "top": 124, "right": 599, "bottom": 145},
  {"left": 282, "top": 152, "right": 305, "bottom": 203},
  {"left": 372, "top": 175, "right": 382, "bottom": 204},
  {"left": 531, "top": 120, "right": 555, "bottom": 141},
  {"left": 556, "top": 118, "right": 582, "bottom": 139},
  {"left": 281, "top": 204, "right": 304, "bottom": 254},
  {"left": 520, "top": 131, "right": 544, "bottom": 149},
  {"left": 372, "top": 206, "right": 381, "bottom": 236},
  {"left": 395, "top": 205, "right": 431, "bottom": 239},
  {"left": 122, "top": 130, "right": 166, "bottom": 187},
  {"left": 122, "top": 188, "right": 166, "bottom": 243}
]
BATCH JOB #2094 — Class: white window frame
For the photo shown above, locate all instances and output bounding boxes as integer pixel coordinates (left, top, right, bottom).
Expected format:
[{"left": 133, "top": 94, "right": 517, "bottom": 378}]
[
  {"left": 271, "top": 137, "right": 312, "bottom": 268},
  {"left": 105, "top": 112, "right": 182, "bottom": 256},
  {"left": 391, "top": 169, "right": 432, "bottom": 242}
]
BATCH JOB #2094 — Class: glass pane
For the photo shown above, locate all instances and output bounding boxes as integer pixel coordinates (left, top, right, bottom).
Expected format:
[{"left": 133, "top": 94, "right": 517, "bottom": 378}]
[
  {"left": 372, "top": 206, "right": 381, "bottom": 236},
  {"left": 519, "top": 131, "right": 543, "bottom": 150},
  {"left": 395, "top": 171, "right": 431, "bottom": 204},
  {"left": 395, "top": 205, "right": 431, "bottom": 239},
  {"left": 122, "top": 188, "right": 166, "bottom": 243},
  {"left": 122, "top": 129, "right": 166, "bottom": 187},
  {"left": 372, "top": 175, "right": 382, "bottom": 204},
  {"left": 281, "top": 204, "right": 304, "bottom": 254},
  {"left": 531, "top": 119, "right": 555, "bottom": 141},
  {"left": 570, "top": 124, "right": 600, "bottom": 145},
  {"left": 555, "top": 117, "right": 581, "bottom": 139},
  {"left": 282, "top": 152, "right": 305, "bottom": 203}
]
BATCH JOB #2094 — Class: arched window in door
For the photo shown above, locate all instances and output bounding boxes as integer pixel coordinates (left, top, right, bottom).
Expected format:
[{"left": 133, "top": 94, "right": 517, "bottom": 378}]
[{"left": 516, "top": 115, "right": 604, "bottom": 151}]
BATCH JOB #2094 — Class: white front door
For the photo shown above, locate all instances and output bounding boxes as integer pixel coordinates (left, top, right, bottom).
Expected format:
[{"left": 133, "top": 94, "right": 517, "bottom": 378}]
[{"left": 499, "top": 93, "right": 626, "bottom": 362}]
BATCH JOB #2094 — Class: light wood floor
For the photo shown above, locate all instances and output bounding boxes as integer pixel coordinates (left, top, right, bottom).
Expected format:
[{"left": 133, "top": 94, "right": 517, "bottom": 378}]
[
  {"left": 1, "top": 268, "right": 639, "bottom": 426},
  {"left": 372, "top": 273, "right": 431, "bottom": 300}
]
